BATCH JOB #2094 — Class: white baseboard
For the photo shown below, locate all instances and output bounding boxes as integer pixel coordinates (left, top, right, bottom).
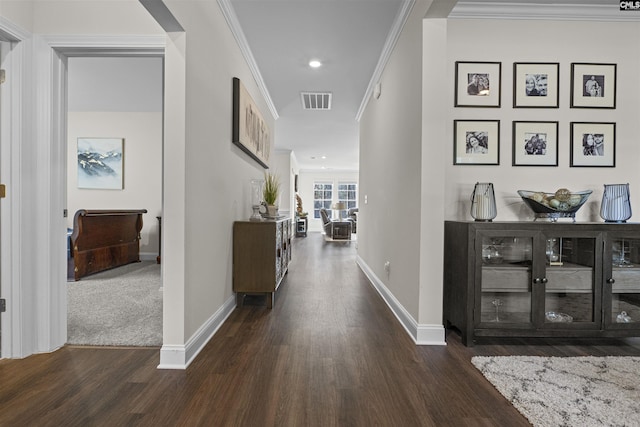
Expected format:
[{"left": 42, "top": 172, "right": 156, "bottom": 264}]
[
  {"left": 158, "top": 295, "right": 236, "bottom": 369},
  {"left": 140, "top": 252, "right": 158, "bottom": 262},
  {"left": 356, "top": 256, "right": 446, "bottom": 346}
]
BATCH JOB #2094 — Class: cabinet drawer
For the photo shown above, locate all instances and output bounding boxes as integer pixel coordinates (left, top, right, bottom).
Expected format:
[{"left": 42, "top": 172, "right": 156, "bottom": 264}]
[
  {"left": 546, "top": 266, "right": 592, "bottom": 293},
  {"left": 612, "top": 268, "right": 640, "bottom": 293},
  {"left": 482, "top": 264, "right": 593, "bottom": 293},
  {"left": 482, "top": 266, "right": 531, "bottom": 292}
]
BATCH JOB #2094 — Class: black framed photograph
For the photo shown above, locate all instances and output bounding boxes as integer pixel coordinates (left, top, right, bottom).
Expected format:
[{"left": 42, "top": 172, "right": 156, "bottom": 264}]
[
  {"left": 454, "top": 120, "right": 500, "bottom": 165},
  {"left": 513, "top": 62, "right": 559, "bottom": 108},
  {"left": 454, "top": 61, "right": 501, "bottom": 107},
  {"left": 512, "top": 121, "right": 558, "bottom": 166},
  {"left": 570, "top": 63, "right": 617, "bottom": 108},
  {"left": 570, "top": 122, "right": 616, "bottom": 167}
]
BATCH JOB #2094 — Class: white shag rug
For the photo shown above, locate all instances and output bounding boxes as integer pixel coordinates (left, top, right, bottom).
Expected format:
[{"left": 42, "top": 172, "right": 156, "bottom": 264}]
[
  {"left": 67, "top": 261, "right": 162, "bottom": 346},
  {"left": 472, "top": 356, "right": 640, "bottom": 427}
]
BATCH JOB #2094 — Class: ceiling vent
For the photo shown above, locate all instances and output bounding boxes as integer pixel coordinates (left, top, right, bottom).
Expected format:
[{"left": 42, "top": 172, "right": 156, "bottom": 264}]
[{"left": 301, "top": 92, "right": 332, "bottom": 110}]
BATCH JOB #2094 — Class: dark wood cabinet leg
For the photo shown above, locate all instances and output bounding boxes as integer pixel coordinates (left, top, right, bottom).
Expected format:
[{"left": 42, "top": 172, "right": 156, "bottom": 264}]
[
  {"left": 267, "top": 292, "right": 274, "bottom": 309},
  {"left": 236, "top": 292, "right": 244, "bottom": 308}
]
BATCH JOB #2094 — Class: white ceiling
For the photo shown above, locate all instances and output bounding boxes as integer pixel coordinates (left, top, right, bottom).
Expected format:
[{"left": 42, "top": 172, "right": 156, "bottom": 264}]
[{"left": 229, "top": 0, "right": 409, "bottom": 172}]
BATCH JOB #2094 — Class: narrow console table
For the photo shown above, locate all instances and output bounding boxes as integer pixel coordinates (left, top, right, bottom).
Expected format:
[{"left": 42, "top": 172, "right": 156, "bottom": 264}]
[
  {"left": 444, "top": 221, "right": 640, "bottom": 346},
  {"left": 233, "top": 218, "right": 291, "bottom": 308}
]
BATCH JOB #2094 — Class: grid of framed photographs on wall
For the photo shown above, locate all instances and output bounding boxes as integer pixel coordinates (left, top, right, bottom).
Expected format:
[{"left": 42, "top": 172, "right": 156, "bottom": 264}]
[{"left": 453, "top": 61, "right": 617, "bottom": 167}]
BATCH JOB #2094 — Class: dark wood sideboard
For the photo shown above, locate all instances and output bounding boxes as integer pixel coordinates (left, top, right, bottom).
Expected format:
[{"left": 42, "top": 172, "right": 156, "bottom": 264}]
[
  {"left": 444, "top": 220, "right": 640, "bottom": 346},
  {"left": 233, "top": 218, "right": 291, "bottom": 308}
]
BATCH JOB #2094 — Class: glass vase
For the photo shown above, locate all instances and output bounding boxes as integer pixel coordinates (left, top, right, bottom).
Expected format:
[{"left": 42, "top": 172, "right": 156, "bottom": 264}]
[
  {"left": 600, "top": 183, "right": 632, "bottom": 223},
  {"left": 250, "top": 179, "right": 264, "bottom": 221},
  {"left": 470, "top": 182, "right": 497, "bottom": 222}
]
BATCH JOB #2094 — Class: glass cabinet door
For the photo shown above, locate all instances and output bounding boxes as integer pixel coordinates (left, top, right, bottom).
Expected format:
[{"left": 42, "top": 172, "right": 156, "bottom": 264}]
[
  {"left": 605, "top": 235, "right": 640, "bottom": 327},
  {"left": 541, "top": 234, "right": 600, "bottom": 328},
  {"left": 477, "top": 233, "right": 534, "bottom": 326}
]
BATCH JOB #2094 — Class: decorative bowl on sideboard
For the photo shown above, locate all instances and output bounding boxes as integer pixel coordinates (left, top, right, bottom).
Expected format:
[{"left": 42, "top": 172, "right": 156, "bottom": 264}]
[{"left": 517, "top": 189, "right": 592, "bottom": 222}]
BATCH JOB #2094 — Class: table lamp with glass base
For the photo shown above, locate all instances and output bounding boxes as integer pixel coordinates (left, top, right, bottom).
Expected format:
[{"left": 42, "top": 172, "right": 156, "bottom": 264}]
[{"left": 250, "top": 179, "right": 264, "bottom": 221}]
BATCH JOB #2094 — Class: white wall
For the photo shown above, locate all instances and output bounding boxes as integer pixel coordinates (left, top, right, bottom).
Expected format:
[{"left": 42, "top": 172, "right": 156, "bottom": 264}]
[
  {"left": 272, "top": 150, "right": 296, "bottom": 218},
  {"left": 0, "top": 1, "right": 33, "bottom": 31},
  {"left": 359, "top": 0, "right": 428, "bottom": 327},
  {"left": 162, "top": 0, "right": 276, "bottom": 354},
  {"left": 445, "top": 18, "right": 640, "bottom": 222},
  {"left": 358, "top": 7, "right": 640, "bottom": 344},
  {"left": 32, "top": 0, "right": 162, "bottom": 34}
]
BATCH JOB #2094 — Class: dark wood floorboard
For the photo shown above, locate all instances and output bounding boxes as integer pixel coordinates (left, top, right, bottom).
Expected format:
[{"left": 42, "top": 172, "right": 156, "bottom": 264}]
[{"left": 2, "top": 232, "right": 640, "bottom": 426}]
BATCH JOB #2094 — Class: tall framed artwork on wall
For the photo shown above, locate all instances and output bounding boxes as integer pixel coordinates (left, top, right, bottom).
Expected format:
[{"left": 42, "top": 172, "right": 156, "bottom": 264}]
[
  {"left": 454, "top": 120, "right": 500, "bottom": 165},
  {"left": 454, "top": 61, "right": 502, "bottom": 107},
  {"left": 570, "top": 63, "right": 617, "bottom": 109},
  {"left": 513, "top": 62, "right": 559, "bottom": 108},
  {"left": 570, "top": 122, "right": 616, "bottom": 167},
  {"left": 512, "top": 121, "right": 558, "bottom": 166},
  {"left": 232, "top": 77, "right": 271, "bottom": 168}
]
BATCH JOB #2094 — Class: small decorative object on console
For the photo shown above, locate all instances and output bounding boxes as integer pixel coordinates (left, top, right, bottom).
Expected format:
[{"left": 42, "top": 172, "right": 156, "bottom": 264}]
[
  {"left": 545, "top": 311, "right": 573, "bottom": 323},
  {"left": 250, "top": 179, "right": 264, "bottom": 221},
  {"left": 470, "top": 182, "right": 497, "bottom": 221},
  {"left": 600, "top": 183, "right": 632, "bottom": 223},
  {"left": 616, "top": 311, "right": 632, "bottom": 323},
  {"left": 295, "top": 193, "right": 307, "bottom": 218},
  {"left": 263, "top": 171, "right": 280, "bottom": 218},
  {"left": 518, "top": 188, "right": 592, "bottom": 222}
]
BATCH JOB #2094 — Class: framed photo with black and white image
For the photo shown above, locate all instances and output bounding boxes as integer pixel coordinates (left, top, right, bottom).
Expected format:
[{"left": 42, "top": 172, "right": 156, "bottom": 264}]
[
  {"left": 454, "top": 61, "right": 502, "bottom": 107},
  {"left": 454, "top": 120, "right": 500, "bottom": 165},
  {"left": 570, "top": 122, "right": 616, "bottom": 167},
  {"left": 513, "top": 62, "right": 559, "bottom": 108},
  {"left": 570, "top": 63, "right": 616, "bottom": 108},
  {"left": 512, "top": 121, "right": 558, "bottom": 166}
]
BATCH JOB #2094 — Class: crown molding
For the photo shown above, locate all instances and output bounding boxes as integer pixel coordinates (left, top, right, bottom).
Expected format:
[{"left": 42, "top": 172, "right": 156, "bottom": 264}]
[
  {"left": 449, "top": 2, "right": 640, "bottom": 22},
  {"left": 356, "top": 0, "right": 416, "bottom": 121},
  {"left": 0, "top": 16, "right": 31, "bottom": 41},
  {"left": 218, "top": 0, "right": 279, "bottom": 120}
]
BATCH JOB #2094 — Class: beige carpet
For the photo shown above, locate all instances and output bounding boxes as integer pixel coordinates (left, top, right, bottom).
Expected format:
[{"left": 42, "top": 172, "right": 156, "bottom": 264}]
[
  {"left": 67, "top": 261, "right": 162, "bottom": 346},
  {"left": 472, "top": 355, "right": 640, "bottom": 427}
]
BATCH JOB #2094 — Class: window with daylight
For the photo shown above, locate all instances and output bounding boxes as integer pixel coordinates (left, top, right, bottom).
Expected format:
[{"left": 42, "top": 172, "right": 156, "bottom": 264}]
[
  {"left": 338, "top": 182, "right": 357, "bottom": 219},
  {"left": 314, "top": 182, "right": 333, "bottom": 219},
  {"left": 338, "top": 182, "right": 357, "bottom": 210}
]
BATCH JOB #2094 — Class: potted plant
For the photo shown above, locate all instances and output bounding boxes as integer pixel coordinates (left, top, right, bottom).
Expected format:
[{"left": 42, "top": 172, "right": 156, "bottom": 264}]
[{"left": 263, "top": 171, "right": 280, "bottom": 217}]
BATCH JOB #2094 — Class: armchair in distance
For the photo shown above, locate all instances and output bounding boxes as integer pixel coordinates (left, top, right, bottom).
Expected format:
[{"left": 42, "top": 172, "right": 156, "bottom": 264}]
[{"left": 320, "top": 208, "right": 352, "bottom": 241}]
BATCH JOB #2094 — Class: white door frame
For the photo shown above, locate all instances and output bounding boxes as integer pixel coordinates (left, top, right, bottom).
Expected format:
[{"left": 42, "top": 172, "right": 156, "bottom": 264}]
[
  {"left": 45, "top": 35, "right": 166, "bottom": 356},
  {"left": 0, "top": 17, "right": 29, "bottom": 358},
  {"left": 0, "top": 27, "right": 165, "bottom": 358}
]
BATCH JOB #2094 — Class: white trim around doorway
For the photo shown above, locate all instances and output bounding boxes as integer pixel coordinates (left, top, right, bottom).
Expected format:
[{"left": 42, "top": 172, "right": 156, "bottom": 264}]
[{"left": 1, "top": 32, "right": 165, "bottom": 359}]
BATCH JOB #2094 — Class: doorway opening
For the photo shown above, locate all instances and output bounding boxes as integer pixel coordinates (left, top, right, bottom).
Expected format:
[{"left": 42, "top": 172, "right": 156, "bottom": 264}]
[{"left": 65, "top": 55, "right": 164, "bottom": 346}]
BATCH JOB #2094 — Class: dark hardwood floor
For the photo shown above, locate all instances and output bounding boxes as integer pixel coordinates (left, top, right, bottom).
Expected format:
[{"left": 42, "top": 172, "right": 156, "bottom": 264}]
[{"left": 2, "top": 232, "right": 640, "bottom": 426}]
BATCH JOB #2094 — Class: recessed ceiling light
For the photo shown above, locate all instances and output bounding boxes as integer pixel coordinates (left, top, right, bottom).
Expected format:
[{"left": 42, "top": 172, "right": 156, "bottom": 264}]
[{"left": 309, "top": 60, "right": 322, "bottom": 68}]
